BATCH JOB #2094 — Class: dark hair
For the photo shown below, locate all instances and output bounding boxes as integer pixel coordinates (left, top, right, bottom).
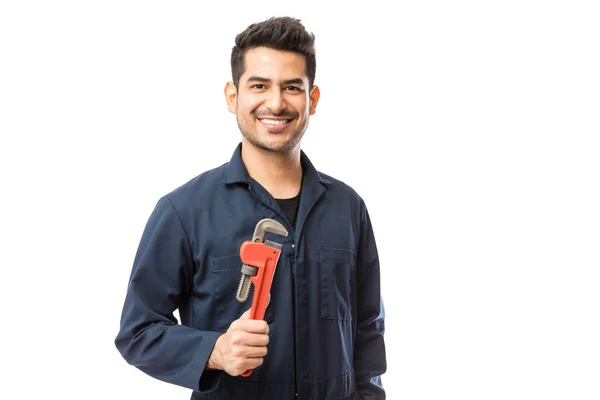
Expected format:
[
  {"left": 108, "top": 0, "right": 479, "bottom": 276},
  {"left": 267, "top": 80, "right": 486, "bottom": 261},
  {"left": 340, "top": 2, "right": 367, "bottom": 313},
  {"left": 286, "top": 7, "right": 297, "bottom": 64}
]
[{"left": 231, "top": 17, "right": 316, "bottom": 90}]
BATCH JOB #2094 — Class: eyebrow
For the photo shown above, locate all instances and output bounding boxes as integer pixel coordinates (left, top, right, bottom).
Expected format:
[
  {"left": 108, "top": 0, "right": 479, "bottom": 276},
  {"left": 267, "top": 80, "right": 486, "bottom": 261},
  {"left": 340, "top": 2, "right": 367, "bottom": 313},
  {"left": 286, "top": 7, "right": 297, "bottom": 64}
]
[{"left": 246, "top": 76, "right": 305, "bottom": 86}]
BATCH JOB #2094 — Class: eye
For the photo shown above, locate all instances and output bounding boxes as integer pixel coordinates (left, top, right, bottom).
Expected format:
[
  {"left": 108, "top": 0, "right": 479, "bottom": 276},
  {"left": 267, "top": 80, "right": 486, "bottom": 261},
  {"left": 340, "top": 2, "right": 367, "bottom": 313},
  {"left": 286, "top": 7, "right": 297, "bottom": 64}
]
[
  {"left": 251, "top": 84, "right": 266, "bottom": 90},
  {"left": 285, "top": 86, "right": 302, "bottom": 92}
]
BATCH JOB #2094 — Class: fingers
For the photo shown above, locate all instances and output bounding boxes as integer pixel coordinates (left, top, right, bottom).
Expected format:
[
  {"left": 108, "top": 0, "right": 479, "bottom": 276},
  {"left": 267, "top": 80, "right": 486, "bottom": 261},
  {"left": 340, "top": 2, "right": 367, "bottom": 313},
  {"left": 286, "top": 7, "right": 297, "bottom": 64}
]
[
  {"left": 242, "top": 333, "right": 269, "bottom": 347},
  {"left": 230, "top": 329, "right": 269, "bottom": 346},
  {"left": 232, "top": 318, "right": 269, "bottom": 334},
  {"left": 234, "top": 356, "right": 264, "bottom": 375},
  {"left": 229, "top": 342, "right": 268, "bottom": 358},
  {"left": 224, "top": 353, "right": 264, "bottom": 376},
  {"left": 240, "top": 344, "right": 268, "bottom": 358}
]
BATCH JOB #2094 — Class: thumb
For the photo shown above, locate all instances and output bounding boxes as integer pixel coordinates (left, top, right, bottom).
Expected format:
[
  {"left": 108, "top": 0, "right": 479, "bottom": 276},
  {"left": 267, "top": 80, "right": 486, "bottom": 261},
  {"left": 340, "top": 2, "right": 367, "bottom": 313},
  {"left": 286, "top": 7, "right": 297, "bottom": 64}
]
[
  {"left": 240, "top": 294, "right": 270, "bottom": 320},
  {"left": 240, "top": 307, "right": 252, "bottom": 320}
]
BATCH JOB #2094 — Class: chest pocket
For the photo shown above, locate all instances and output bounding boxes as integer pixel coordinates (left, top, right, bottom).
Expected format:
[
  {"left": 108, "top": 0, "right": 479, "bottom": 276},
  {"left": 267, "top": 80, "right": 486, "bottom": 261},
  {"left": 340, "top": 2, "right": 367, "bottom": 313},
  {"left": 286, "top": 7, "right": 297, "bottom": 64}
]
[
  {"left": 211, "top": 254, "right": 275, "bottom": 329},
  {"left": 320, "top": 247, "right": 356, "bottom": 321}
]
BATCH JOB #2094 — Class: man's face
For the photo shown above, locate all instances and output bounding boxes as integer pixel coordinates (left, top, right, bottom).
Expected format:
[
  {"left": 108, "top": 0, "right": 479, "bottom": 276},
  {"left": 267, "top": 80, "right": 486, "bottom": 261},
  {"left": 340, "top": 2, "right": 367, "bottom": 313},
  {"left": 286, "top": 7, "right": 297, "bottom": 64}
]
[{"left": 225, "top": 46, "right": 320, "bottom": 153}]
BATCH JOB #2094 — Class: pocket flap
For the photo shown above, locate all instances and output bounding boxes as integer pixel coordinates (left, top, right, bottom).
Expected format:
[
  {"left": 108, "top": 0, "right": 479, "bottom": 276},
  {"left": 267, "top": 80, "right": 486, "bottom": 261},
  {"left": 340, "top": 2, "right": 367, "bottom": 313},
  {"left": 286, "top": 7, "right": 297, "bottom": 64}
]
[
  {"left": 319, "top": 247, "right": 356, "bottom": 266},
  {"left": 210, "top": 254, "right": 242, "bottom": 272}
]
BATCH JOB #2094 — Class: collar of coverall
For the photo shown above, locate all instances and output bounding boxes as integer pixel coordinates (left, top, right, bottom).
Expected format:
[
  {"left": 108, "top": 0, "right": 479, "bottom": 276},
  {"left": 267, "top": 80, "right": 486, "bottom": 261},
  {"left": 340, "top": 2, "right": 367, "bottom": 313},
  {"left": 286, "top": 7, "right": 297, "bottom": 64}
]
[{"left": 222, "top": 142, "right": 332, "bottom": 186}]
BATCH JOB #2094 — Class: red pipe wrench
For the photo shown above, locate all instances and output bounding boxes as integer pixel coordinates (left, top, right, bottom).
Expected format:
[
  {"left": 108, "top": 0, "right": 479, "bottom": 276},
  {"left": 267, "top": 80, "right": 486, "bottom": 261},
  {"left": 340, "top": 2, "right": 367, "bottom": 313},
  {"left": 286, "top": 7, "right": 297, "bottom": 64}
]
[{"left": 236, "top": 218, "right": 288, "bottom": 377}]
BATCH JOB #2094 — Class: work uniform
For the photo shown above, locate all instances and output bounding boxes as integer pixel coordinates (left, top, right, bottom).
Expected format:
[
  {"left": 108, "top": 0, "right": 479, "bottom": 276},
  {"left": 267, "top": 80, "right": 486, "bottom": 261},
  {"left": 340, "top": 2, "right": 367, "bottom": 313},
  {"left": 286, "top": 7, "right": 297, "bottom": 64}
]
[{"left": 115, "top": 143, "right": 387, "bottom": 399}]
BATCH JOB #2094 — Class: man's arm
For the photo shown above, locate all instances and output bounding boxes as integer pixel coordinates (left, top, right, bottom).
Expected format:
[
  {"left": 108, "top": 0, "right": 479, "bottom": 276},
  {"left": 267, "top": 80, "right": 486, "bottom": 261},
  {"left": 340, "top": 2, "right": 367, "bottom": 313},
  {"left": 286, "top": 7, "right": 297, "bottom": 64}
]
[
  {"left": 114, "top": 196, "right": 222, "bottom": 392},
  {"left": 354, "top": 200, "right": 387, "bottom": 399}
]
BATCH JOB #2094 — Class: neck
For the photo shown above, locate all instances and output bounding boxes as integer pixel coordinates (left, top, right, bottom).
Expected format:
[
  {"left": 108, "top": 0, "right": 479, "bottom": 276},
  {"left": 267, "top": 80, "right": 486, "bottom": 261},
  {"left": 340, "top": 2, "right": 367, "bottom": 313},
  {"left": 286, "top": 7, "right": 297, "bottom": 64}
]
[{"left": 241, "top": 139, "right": 302, "bottom": 199}]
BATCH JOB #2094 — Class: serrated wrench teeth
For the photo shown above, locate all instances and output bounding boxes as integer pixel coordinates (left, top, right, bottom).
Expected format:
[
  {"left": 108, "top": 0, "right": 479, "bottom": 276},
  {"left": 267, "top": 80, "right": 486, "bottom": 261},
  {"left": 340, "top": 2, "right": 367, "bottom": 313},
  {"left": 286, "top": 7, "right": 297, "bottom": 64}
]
[
  {"left": 236, "top": 276, "right": 251, "bottom": 303},
  {"left": 236, "top": 264, "right": 258, "bottom": 302}
]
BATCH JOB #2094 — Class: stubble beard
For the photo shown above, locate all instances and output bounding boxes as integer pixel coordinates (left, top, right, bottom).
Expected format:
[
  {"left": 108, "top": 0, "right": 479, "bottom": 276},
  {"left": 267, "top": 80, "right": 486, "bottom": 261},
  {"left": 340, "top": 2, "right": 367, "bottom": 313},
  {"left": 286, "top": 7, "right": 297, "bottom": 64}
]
[{"left": 237, "top": 114, "right": 309, "bottom": 153}]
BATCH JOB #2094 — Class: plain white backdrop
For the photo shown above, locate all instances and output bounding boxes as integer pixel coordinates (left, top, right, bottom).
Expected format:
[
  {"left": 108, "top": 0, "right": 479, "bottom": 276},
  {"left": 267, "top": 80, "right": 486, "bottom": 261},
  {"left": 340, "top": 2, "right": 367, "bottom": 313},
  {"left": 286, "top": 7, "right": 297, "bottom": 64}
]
[{"left": 1, "top": 1, "right": 599, "bottom": 399}]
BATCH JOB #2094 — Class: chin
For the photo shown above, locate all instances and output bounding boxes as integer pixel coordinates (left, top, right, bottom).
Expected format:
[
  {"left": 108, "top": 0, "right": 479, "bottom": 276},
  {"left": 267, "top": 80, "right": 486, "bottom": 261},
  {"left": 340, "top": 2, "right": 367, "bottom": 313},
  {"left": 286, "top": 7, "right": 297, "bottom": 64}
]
[
  {"left": 256, "top": 138, "right": 297, "bottom": 153},
  {"left": 242, "top": 127, "right": 303, "bottom": 153},
  {"left": 263, "top": 142, "right": 293, "bottom": 153}
]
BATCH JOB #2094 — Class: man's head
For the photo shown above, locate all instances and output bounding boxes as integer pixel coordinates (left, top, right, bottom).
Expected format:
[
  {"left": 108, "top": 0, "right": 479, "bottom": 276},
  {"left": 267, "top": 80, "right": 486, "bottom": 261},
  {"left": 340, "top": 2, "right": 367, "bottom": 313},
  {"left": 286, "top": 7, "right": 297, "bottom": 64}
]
[
  {"left": 230, "top": 17, "right": 316, "bottom": 91},
  {"left": 225, "top": 17, "right": 320, "bottom": 153}
]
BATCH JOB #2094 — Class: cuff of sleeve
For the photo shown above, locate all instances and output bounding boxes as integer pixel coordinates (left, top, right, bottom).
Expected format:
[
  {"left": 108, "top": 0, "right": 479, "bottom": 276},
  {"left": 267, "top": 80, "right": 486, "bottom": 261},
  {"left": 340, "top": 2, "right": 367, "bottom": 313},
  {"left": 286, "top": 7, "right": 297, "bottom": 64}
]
[
  {"left": 199, "top": 369, "right": 223, "bottom": 393},
  {"left": 195, "top": 332, "right": 223, "bottom": 393}
]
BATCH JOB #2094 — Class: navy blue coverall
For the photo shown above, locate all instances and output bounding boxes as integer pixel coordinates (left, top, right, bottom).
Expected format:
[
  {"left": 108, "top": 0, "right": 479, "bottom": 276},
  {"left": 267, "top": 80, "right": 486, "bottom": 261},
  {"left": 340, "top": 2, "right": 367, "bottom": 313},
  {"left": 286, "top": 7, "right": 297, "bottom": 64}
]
[{"left": 115, "top": 144, "right": 387, "bottom": 399}]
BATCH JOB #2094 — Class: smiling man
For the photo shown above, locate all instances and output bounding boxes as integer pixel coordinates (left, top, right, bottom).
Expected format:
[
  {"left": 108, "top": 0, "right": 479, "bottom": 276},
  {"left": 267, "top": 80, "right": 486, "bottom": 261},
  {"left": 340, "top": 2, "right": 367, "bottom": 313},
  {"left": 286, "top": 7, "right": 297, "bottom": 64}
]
[{"left": 115, "top": 16, "right": 386, "bottom": 400}]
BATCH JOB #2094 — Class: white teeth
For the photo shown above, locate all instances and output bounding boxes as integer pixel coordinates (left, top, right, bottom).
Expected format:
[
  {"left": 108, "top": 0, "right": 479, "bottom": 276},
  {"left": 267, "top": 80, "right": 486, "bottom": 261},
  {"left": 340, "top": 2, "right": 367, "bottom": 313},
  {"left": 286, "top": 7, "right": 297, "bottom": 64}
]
[{"left": 260, "top": 119, "right": 290, "bottom": 125}]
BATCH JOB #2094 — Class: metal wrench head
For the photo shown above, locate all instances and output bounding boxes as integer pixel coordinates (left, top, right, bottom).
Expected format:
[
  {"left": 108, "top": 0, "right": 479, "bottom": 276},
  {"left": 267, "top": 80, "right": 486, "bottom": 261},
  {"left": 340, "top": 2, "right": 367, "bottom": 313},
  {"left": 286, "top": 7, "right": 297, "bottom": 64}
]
[
  {"left": 236, "top": 218, "right": 288, "bottom": 304},
  {"left": 251, "top": 218, "right": 288, "bottom": 243}
]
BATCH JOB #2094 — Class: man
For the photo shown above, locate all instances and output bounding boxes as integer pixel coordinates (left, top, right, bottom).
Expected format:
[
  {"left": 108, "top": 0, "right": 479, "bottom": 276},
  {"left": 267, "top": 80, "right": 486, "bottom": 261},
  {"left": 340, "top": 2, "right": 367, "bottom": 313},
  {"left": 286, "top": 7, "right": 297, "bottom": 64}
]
[{"left": 115, "top": 16, "right": 386, "bottom": 399}]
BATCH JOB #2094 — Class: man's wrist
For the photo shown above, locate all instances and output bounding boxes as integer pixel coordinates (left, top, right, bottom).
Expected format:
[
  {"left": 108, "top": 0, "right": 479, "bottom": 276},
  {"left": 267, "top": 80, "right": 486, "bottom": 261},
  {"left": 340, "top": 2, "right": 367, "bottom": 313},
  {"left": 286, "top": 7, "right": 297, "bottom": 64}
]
[{"left": 206, "top": 336, "right": 223, "bottom": 370}]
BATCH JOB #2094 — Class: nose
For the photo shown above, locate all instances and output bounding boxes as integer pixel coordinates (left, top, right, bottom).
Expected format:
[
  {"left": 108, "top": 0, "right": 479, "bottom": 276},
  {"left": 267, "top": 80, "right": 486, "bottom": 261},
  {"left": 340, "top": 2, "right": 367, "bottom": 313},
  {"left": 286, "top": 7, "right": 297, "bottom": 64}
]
[{"left": 265, "top": 88, "right": 286, "bottom": 114}]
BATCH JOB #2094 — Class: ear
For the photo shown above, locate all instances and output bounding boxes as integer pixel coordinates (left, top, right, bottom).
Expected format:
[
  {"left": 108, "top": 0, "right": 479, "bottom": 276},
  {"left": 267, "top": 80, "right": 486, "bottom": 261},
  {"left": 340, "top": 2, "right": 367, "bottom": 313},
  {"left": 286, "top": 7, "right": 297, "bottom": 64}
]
[
  {"left": 224, "top": 81, "right": 237, "bottom": 114},
  {"left": 309, "top": 85, "right": 320, "bottom": 115}
]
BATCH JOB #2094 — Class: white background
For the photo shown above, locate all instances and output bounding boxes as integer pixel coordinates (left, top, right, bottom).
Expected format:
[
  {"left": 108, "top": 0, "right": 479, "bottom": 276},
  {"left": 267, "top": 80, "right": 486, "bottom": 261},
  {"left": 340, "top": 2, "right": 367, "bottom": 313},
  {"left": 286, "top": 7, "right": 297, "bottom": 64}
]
[{"left": 1, "top": 1, "right": 599, "bottom": 399}]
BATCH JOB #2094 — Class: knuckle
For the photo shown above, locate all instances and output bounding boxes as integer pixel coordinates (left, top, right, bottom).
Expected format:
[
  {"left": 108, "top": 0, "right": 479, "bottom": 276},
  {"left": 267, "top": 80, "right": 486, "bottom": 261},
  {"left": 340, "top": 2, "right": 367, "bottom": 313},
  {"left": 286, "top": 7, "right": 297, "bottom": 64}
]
[
  {"left": 231, "top": 333, "right": 243, "bottom": 345},
  {"left": 232, "top": 348, "right": 243, "bottom": 357},
  {"left": 233, "top": 360, "right": 245, "bottom": 373}
]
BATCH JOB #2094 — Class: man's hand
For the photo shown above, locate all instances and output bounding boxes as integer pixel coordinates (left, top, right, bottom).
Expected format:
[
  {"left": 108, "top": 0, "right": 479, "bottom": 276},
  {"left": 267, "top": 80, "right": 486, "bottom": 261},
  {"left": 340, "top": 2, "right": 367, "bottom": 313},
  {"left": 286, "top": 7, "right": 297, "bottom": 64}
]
[{"left": 207, "top": 306, "right": 270, "bottom": 376}]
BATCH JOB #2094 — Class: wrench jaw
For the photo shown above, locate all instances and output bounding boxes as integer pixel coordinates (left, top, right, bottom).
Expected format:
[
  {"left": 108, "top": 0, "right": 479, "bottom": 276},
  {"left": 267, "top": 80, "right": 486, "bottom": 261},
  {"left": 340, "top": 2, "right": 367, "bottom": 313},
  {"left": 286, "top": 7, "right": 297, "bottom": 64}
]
[{"left": 251, "top": 219, "right": 288, "bottom": 243}]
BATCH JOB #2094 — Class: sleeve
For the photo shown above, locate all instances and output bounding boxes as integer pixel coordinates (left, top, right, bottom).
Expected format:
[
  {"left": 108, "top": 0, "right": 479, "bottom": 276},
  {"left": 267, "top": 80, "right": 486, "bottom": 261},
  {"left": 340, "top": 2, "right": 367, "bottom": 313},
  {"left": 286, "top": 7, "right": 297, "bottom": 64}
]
[
  {"left": 114, "top": 196, "right": 222, "bottom": 393},
  {"left": 354, "top": 200, "right": 387, "bottom": 399}
]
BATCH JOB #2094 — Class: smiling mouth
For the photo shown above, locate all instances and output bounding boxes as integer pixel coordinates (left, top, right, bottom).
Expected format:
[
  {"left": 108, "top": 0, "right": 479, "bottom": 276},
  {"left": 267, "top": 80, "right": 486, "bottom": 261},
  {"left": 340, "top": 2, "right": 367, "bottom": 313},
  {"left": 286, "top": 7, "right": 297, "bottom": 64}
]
[{"left": 257, "top": 118, "right": 292, "bottom": 131}]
